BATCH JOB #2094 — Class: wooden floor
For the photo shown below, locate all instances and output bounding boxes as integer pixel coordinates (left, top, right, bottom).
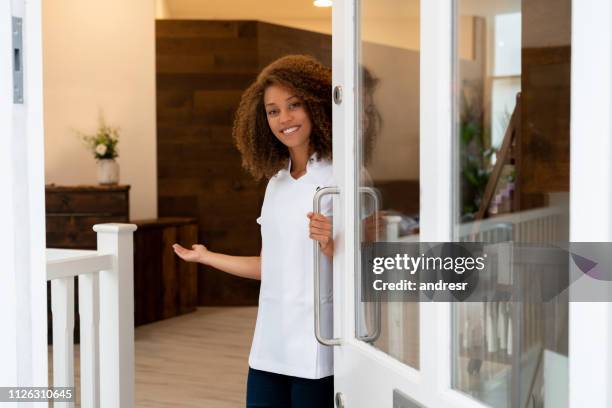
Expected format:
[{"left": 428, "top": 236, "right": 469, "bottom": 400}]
[
  {"left": 50, "top": 307, "right": 257, "bottom": 407},
  {"left": 134, "top": 307, "right": 256, "bottom": 407}
]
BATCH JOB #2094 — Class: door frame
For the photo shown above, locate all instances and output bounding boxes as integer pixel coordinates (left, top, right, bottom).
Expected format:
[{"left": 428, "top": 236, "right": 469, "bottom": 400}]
[
  {"left": 569, "top": 0, "right": 612, "bottom": 406},
  {"left": 0, "top": 0, "right": 48, "bottom": 388}
]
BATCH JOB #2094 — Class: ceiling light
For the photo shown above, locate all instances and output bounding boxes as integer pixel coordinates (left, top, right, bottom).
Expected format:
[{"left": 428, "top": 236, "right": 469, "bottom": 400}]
[{"left": 313, "top": 0, "right": 332, "bottom": 7}]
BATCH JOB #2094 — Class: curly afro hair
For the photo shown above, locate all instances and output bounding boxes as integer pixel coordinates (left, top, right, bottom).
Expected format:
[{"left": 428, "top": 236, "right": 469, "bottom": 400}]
[{"left": 232, "top": 55, "right": 332, "bottom": 180}]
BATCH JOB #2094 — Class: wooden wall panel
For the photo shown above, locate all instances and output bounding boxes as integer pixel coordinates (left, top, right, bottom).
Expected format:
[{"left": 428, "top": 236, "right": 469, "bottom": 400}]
[
  {"left": 520, "top": 0, "right": 571, "bottom": 203},
  {"left": 257, "top": 22, "right": 332, "bottom": 68},
  {"left": 156, "top": 20, "right": 331, "bottom": 305},
  {"left": 520, "top": 46, "right": 571, "bottom": 196}
]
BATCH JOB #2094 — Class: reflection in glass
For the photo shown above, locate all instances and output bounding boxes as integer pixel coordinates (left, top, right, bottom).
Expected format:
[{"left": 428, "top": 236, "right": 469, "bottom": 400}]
[
  {"left": 453, "top": 1, "right": 571, "bottom": 407},
  {"left": 355, "top": 0, "right": 420, "bottom": 369}
]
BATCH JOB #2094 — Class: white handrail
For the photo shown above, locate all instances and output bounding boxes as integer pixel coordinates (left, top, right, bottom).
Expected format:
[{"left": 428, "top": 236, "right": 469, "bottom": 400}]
[
  {"left": 46, "top": 250, "right": 113, "bottom": 280},
  {"left": 457, "top": 205, "right": 568, "bottom": 239},
  {"left": 384, "top": 205, "right": 569, "bottom": 243},
  {"left": 46, "top": 223, "right": 136, "bottom": 408}
]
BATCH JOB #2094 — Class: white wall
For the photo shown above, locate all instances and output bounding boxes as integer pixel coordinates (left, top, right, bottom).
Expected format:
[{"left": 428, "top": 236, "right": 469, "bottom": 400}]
[
  {"left": 43, "top": 0, "right": 157, "bottom": 220},
  {"left": 156, "top": 0, "right": 170, "bottom": 19},
  {"left": 362, "top": 44, "right": 420, "bottom": 181}
]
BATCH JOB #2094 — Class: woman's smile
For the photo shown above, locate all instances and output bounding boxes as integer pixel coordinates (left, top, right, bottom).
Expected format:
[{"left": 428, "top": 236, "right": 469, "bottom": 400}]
[{"left": 281, "top": 125, "right": 301, "bottom": 135}]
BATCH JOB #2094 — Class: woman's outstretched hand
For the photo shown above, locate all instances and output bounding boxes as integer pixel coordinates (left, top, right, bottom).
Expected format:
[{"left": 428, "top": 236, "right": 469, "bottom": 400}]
[
  {"left": 172, "top": 243, "right": 210, "bottom": 264},
  {"left": 307, "top": 212, "right": 333, "bottom": 257}
]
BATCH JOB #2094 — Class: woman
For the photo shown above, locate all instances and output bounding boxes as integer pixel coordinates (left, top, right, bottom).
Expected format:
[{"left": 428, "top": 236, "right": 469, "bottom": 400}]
[{"left": 172, "top": 54, "right": 335, "bottom": 408}]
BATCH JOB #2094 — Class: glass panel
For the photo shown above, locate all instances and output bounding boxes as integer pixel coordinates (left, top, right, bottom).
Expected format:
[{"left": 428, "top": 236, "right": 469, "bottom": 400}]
[
  {"left": 355, "top": 0, "right": 420, "bottom": 369},
  {"left": 453, "top": 0, "right": 571, "bottom": 406}
]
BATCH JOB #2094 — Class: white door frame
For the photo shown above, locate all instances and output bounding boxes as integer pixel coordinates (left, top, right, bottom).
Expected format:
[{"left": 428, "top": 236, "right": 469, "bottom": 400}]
[
  {"left": 332, "top": 0, "right": 612, "bottom": 407},
  {"left": 0, "top": 0, "right": 48, "bottom": 390},
  {"left": 569, "top": 0, "right": 612, "bottom": 406}
]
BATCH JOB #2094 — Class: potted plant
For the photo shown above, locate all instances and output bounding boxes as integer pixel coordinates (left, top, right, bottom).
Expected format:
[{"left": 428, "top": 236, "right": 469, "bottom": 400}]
[{"left": 77, "top": 114, "right": 120, "bottom": 185}]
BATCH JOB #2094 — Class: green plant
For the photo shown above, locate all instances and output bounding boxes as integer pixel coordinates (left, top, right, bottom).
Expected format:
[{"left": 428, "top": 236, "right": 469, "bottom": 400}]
[
  {"left": 459, "top": 82, "right": 496, "bottom": 218},
  {"left": 76, "top": 112, "right": 120, "bottom": 160}
]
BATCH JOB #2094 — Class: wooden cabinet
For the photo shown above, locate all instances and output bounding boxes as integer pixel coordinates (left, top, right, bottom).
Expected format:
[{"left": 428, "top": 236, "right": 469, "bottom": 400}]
[
  {"left": 132, "top": 217, "right": 198, "bottom": 326},
  {"left": 46, "top": 184, "right": 130, "bottom": 249}
]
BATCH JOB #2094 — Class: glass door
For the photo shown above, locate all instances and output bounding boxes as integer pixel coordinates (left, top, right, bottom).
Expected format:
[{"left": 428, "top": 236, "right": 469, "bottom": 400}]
[
  {"left": 327, "top": 0, "right": 599, "bottom": 407},
  {"left": 330, "top": 0, "right": 478, "bottom": 406}
]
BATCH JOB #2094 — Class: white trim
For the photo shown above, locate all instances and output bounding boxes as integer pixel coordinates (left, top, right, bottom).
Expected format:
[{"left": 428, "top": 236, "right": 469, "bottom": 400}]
[
  {"left": 420, "top": 0, "right": 456, "bottom": 404},
  {"left": 332, "top": 0, "right": 354, "bottom": 356},
  {"left": 0, "top": 0, "right": 19, "bottom": 387},
  {"left": 24, "top": 0, "right": 48, "bottom": 388},
  {"left": 569, "top": 0, "right": 612, "bottom": 406},
  {"left": 420, "top": 0, "right": 453, "bottom": 243},
  {"left": 0, "top": 0, "right": 48, "bottom": 390}
]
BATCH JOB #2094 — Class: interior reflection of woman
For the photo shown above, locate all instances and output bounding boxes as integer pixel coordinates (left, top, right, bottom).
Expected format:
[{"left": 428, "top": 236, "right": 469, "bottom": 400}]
[{"left": 172, "top": 55, "right": 335, "bottom": 408}]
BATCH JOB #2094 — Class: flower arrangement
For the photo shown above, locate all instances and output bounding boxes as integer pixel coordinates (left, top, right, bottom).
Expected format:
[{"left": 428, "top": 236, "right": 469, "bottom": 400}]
[{"left": 77, "top": 113, "right": 120, "bottom": 160}]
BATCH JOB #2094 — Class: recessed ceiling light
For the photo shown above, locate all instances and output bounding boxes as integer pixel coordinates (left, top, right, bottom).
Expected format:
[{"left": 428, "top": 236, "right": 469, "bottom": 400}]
[{"left": 313, "top": 0, "right": 332, "bottom": 7}]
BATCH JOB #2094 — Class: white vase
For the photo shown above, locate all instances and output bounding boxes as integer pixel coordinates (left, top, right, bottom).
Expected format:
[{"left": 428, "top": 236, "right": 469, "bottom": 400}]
[{"left": 97, "top": 158, "right": 119, "bottom": 185}]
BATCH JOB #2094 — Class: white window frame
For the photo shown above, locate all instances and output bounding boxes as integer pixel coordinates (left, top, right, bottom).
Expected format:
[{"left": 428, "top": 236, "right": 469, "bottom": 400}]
[{"left": 569, "top": 0, "right": 612, "bottom": 406}]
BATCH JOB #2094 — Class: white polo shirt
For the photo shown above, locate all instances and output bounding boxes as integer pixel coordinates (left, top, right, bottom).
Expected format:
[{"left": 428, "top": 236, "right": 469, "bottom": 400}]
[{"left": 249, "top": 154, "right": 334, "bottom": 379}]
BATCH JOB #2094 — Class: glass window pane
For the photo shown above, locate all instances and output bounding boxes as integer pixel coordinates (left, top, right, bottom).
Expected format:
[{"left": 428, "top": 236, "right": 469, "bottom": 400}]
[
  {"left": 355, "top": 0, "right": 420, "bottom": 369},
  {"left": 453, "top": 0, "right": 571, "bottom": 406}
]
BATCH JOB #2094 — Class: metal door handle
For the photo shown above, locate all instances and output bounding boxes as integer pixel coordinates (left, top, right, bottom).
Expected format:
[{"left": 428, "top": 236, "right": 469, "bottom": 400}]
[
  {"left": 312, "top": 186, "right": 381, "bottom": 345},
  {"left": 313, "top": 186, "right": 341, "bottom": 346},
  {"left": 357, "top": 187, "right": 381, "bottom": 343}
]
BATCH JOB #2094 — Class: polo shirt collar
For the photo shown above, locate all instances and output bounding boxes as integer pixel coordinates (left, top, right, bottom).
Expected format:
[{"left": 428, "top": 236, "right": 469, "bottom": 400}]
[{"left": 286, "top": 152, "right": 320, "bottom": 172}]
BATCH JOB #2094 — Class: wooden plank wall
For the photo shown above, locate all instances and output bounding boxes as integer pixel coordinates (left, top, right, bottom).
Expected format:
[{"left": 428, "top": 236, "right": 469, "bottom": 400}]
[
  {"left": 520, "top": 0, "right": 571, "bottom": 208},
  {"left": 156, "top": 20, "right": 331, "bottom": 305}
]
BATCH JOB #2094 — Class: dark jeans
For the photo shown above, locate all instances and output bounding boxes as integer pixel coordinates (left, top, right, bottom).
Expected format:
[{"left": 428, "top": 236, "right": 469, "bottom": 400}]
[{"left": 246, "top": 367, "right": 334, "bottom": 408}]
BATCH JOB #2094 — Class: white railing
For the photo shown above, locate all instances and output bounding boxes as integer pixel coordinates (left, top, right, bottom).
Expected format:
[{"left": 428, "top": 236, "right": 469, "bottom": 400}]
[
  {"left": 384, "top": 205, "right": 569, "bottom": 243},
  {"left": 46, "top": 223, "right": 137, "bottom": 408},
  {"left": 381, "top": 206, "right": 569, "bottom": 367},
  {"left": 456, "top": 205, "right": 569, "bottom": 243}
]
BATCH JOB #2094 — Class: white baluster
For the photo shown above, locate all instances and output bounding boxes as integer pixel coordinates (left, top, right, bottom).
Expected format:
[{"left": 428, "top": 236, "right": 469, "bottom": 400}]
[
  {"left": 79, "top": 272, "right": 100, "bottom": 408},
  {"left": 384, "top": 216, "right": 403, "bottom": 359},
  {"left": 94, "top": 223, "right": 137, "bottom": 408},
  {"left": 51, "top": 277, "right": 75, "bottom": 408},
  {"left": 462, "top": 314, "right": 470, "bottom": 349},
  {"left": 507, "top": 312, "right": 513, "bottom": 356},
  {"left": 498, "top": 302, "right": 507, "bottom": 350},
  {"left": 486, "top": 301, "right": 498, "bottom": 353},
  {"left": 385, "top": 215, "right": 402, "bottom": 241}
]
